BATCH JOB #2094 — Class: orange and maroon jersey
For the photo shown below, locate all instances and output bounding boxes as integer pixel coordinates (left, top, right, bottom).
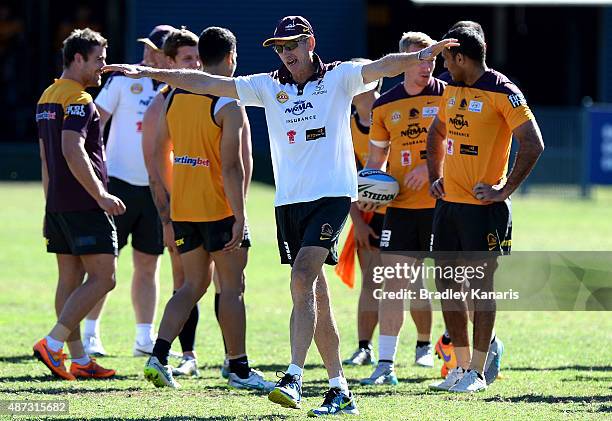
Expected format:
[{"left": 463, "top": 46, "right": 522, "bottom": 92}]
[
  {"left": 439, "top": 69, "right": 535, "bottom": 205},
  {"left": 36, "top": 78, "right": 107, "bottom": 212},
  {"left": 370, "top": 78, "right": 445, "bottom": 209}
]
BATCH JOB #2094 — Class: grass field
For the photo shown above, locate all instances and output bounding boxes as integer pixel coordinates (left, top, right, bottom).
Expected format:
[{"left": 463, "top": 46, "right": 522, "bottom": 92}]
[{"left": 0, "top": 182, "right": 610, "bottom": 420}]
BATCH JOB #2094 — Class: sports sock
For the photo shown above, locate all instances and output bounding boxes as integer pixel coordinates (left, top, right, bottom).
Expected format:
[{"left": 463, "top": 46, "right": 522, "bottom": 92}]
[
  {"left": 329, "top": 376, "right": 349, "bottom": 394},
  {"left": 214, "top": 293, "right": 228, "bottom": 354},
  {"left": 152, "top": 339, "right": 171, "bottom": 366},
  {"left": 442, "top": 330, "right": 452, "bottom": 345},
  {"left": 287, "top": 363, "right": 303, "bottom": 380},
  {"left": 416, "top": 340, "right": 431, "bottom": 348},
  {"left": 136, "top": 323, "right": 154, "bottom": 345},
  {"left": 178, "top": 303, "right": 199, "bottom": 353},
  {"left": 358, "top": 340, "right": 372, "bottom": 350},
  {"left": 229, "top": 355, "right": 250, "bottom": 379},
  {"left": 378, "top": 335, "right": 399, "bottom": 363},
  {"left": 45, "top": 336, "right": 63, "bottom": 352},
  {"left": 83, "top": 318, "right": 100, "bottom": 338},
  {"left": 72, "top": 355, "right": 91, "bottom": 366}
]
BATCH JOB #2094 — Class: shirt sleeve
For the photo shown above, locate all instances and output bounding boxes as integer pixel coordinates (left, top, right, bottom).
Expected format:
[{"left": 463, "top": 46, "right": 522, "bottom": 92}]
[
  {"left": 498, "top": 84, "right": 535, "bottom": 131},
  {"left": 338, "top": 61, "right": 378, "bottom": 98},
  {"left": 63, "top": 94, "right": 94, "bottom": 138},
  {"left": 94, "top": 74, "right": 121, "bottom": 114},
  {"left": 234, "top": 73, "right": 269, "bottom": 108},
  {"left": 369, "top": 105, "right": 390, "bottom": 143}
]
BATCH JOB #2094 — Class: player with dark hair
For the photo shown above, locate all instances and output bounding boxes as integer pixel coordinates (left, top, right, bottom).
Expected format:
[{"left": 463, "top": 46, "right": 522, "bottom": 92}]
[
  {"left": 104, "top": 16, "right": 457, "bottom": 415},
  {"left": 33, "top": 28, "right": 122, "bottom": 380},
  {"left": 427, "top": 26, "right": 544, "bottom": 392},
  {"left": 438, "top": 20, "right": 485, "bottom": 84}
]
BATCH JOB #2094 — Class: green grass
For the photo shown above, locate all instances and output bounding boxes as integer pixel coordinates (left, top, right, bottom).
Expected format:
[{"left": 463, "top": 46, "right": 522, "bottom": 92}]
[{"left": 0, "top": 182, "right": 610, "bottom": 420}]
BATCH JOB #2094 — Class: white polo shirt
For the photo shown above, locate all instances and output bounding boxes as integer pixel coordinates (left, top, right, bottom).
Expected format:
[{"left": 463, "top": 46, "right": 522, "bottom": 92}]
[
  {"left": 95, "top": 72, "right": 165, "bottom": 186},
  {"left": 235, "top": 55, "right": 376, "bottom": 206}
]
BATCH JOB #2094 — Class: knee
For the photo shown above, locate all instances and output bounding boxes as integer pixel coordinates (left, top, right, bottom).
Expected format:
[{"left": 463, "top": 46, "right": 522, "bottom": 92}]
[
  {"left": 133, "top": 254, "right": 160, "bottom": 282},
  {"left": 291, "top": 266, "right": 316, "bottom": 295}
]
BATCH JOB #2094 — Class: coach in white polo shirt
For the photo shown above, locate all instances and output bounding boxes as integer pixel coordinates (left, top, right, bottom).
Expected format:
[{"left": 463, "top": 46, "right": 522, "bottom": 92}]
[
  {"left": 83, "top": 25, "right": 175, "bottom": 358},
  {"left": 103, "top": 16, "right": 456, "bottom": 416}
]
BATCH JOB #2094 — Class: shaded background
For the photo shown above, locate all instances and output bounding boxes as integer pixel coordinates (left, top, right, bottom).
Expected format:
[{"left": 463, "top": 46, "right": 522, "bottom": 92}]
[{"left": 1, "top": 0, "right": 611, "bottom": 191}]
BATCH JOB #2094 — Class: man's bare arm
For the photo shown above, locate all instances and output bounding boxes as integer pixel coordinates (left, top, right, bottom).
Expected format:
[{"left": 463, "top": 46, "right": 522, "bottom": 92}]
[
  {"left": 149, "top": 97, "right": 173, "bottom": 225},
  {"left": 142, "top": 93, "right": 165, "bottom": 179},
  {"left": 241, "top": 111, "right": 253, "bottom": 197},
  {"left": 39, "top": 138, "right": 48, "bottom": 200},
  {"left": 426, "top": 116, "right": 446, "bottom": 182},
  {"left": 364, "top": 141, "right": 390, "bottom": 170},
  {"left": 102, "top": 65, "right": 238, "bottom": 99},
  {"left": 97, "top": 107, "right": 112, "bottom": 132}
]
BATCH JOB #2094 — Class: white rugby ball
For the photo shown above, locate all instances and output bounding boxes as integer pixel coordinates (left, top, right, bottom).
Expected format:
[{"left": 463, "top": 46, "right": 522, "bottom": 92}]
[{"left": 357, "top": 169, "right": 399, "bottom": 206}]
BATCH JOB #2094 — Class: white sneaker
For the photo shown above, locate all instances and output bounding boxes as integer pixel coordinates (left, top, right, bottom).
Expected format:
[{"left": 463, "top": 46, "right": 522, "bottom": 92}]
[
  {"left": 415, "top": 344, "right": 434, "bottom": 367},
  {"left": 220, "top": 358, "right": 230, "bottom": 379},
  {"left": 172, "top": 357, "right": 200, "bottom": 377},
  {"left": 144, "top": 356, "right": 181, "bottom": 389},
  {"left": 448, "top": 369, "right": 487, "bottom": 393},
  {"left": 429, "top": 367, "right": 465, "bottom": 391},
  {"left": 83, "top": 335, "right": 107, "bottom": 357},
  {"left": 228, "top": 369, "right": 275, "bottom": 392},
  {"left": 133, "top": 338, "right": 181, "bottom": 358}
]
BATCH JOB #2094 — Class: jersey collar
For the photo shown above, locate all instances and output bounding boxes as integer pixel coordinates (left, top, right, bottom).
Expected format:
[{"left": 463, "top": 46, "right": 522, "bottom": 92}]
[{"left": 277, "top": 53, "right": 327, "bottom": 86}]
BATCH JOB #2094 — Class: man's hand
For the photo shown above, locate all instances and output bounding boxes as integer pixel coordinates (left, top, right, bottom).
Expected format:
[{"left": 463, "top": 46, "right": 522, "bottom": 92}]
[
  {"left": 223, "top": 217, "right": 245, "bottom": 252},
  {"left": 97, "top": 192, "right": 126, "bottom": 216},
  {"left": 357, "top": 200, "right": 380, "bottom": 213},
  {"left": 430, "top": 177, "right": 445, "bottom": 199},
  {"left": 473, "top": 182, "right": 509, "bottom": 203},
  {"left": 163, "top": 222, "right": 178, "bottom": 254},
  {"left": 102, "top": 64, "right": 152, "bottom": 79},
  {"left": 404, "top": 164, "right": 428, "bottom": 191},
  {"left": 417, "top": 38, "right": 460, "bottom": 61},
  {"left": 354, "top": 218, "right": 379, "bottom": 251}
]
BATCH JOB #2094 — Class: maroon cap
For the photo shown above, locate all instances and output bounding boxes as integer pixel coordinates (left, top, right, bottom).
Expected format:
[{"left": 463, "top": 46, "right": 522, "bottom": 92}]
[
  {"left": 137, "top": 25, "right": 176, "bottom": 50},
  {"left": 262, "top": 16, "right": 314, "bottom": 47}
]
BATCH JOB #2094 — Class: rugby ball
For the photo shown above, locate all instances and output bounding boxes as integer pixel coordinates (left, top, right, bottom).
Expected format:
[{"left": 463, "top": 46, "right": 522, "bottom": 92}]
[{"left": 357, "top": 169, "right": 399, "bottom": 206}]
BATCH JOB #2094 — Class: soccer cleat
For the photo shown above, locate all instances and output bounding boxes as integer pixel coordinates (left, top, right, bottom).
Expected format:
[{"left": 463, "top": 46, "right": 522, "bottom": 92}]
[
  {"left": 484, "top": 337, "right": 504, "bottom": 385},
  {"left": 343, "top": 347, "right": 375, "bottom": 366},
  {"left": 448, "top": 369, "right": 487, "bottom": 393},
  {"left": 435, "top": 334, "right": 457, "bottom": 378},
  {"left": 221, "top": 358, "right": 230, "bottom": 379},
  {"left": 228, "top": 369, "right": 275, "bottom": 392},
  {"left": 268, "top": 372, "right": 302, "bottom": 409},
  {"left": 172, "top": 357, "right": 200, "bottom": 377},
  {"left": 359, "top": 363, "right": 398, "bottom": 386},
  {"left": 82, "top": 335, "right": 107, "bottom": 357},
  {"left": 415, "top": 343, "right": 434, "bottom": 367},
  {"left": 33, "top": 338, "right": 76, "bottom": 381},
  {"left": 70, "top": 358, "right": 115, "bottom": 379},
  {"left": 429, "top": 366, "right": 465, "bottom": 391},
  {"left": 144, "top": 356, "right": 180, "bottom": 389},
  {"left": 133, "top": 339, "right": 181, "bottom": 358},
  {"left": 307, "top": 388, "right": 359, "bottom": 417}
]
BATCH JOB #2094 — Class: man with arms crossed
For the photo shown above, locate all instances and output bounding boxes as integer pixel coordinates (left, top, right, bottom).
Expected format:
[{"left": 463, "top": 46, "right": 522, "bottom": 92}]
[
  {"left": 359, "top": 31, "right": 443, "bottom": 386},
  {"left": 427, "top": 27, "right": 543, "bottom": 392},
  {"left": 34, "top": 28, "right": 124, "bottom": 380},
  {"left": 104, "top": 16, "right": 456, "bottom": 415}
]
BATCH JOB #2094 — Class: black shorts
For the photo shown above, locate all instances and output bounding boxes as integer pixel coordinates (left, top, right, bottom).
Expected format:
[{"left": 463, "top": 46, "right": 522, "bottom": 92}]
[
  {"left": 108, "top": 177, "right": 163, "bottom": 255},
  {"left": 173, "top": 216, "right": 251, "bottom": 254},
  {"left": 431, "top": 199, "right": 512, "bottom": 255},
  {"left": 380, "top": 207, "right": 434, "bottom": 256},
  {"left": 44, "top": 210, "right": 118, "bottom": 256},
  {"left": 275, "top": 196, "right": 351, "bottom": 266},
  {"left": 366, "top": 212, "right": 385, "bottom": 248}
]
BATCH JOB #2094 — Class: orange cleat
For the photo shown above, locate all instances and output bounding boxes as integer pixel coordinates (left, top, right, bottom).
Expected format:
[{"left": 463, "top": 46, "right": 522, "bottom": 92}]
[
  {"left": 33, "top": 338, "right": 76, "bottom": 381},
  {"left": 70, "top": 358, "right": 116, "bottom": 379},
  {"left": 434, "top": 334, "right": 457, "bottom": 379}
]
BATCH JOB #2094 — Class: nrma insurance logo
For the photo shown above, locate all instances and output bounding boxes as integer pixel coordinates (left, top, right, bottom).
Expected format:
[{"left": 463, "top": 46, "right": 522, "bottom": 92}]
[
  {"left": 174, "top": 155, "right": 210, "bottom": 167},
  {"left": 285, "top": 100, "right": 313, "bottom": 116}
]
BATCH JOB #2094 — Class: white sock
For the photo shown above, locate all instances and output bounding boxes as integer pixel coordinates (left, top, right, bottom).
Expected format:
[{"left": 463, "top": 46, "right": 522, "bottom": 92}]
[
  {"left": 379, "top": 335, "right": 399, "bottom": 362},
  {"left": 287, "top": 363, "right": 303, "bottom": 381},
  {"left": 45, "top": 336, "right": 64, "bottom": 352},
  {"left": 136, "top": 323, "right": 154, "bottom": 344},
  {"left": 83, "top": 318, "right": 100, "bottom": 338},
  {"left": 71, "top": 355, "right": 91, "bottom": 366},
  {"left": 329, "top": 376, "right": 349, "bottom": 394}
]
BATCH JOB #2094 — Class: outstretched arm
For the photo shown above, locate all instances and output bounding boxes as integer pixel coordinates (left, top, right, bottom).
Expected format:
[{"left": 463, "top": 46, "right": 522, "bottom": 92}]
[
  {"left": 102, "top": 65, "right": 239, "bottom": 99},
  {"left": 361, "top": 39, "right": 458, "bottom": 84}
]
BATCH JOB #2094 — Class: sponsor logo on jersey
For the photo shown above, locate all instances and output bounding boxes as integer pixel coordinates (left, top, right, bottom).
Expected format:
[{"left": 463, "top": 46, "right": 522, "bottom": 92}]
[
  {"left": 285, "top": 100, "right": 313, "bottom": 115},
  {"left": 313, "top": 81, "right": 327, "bottom": 95},
  {"left": 286, "top": 115, "right": 316, "bottom": 124},
  {"left": 460, "top": 144, "right": 479, "bottom": 156},
  {"left": 508, "top": 93, "right": 527, "bottom": 108},
  {"left": 449, "top": 114, "right": 469, "bottom": 130},
  {"left": 401, "top": 150, "right": 411, "bottom": 166},
  {"left": 459, "top": 98, "right": 468, "bottom": 110},
  {"left": 391, "top": 111, "right": 401, "bottom": 123},
  {"left": 287, "top": 130, "right": 297, "bottom": 144},
  {"left": 401, "top": 123, "right": 427, "bottom": 139},
  {"left": 422, "top": 106, "right": 439, "bottom": 117},
  {"left": 409, "top": 108, "right": 420, "bottom": 119},
  {"left": 468, "top": 100, "right": 483, "bottom": 113},
  {"left": 305, "top": 126, "right": 326, "bottom": 141},
  {"left": 447, "top": 138, "right": 454, "bottom": 155},
  {"left": 320, "top": 223, "right": 334, "bottom": 241},
  {"left": 487, "top": 233, "right": 498, "bottom": 251},
  {"left": 448, "top": 97, "right": 456, "bottom": 107},
  {"left": 66, "top": 104, "right": 86, "bottom": 117},
  {"left": 35, "top": 111, "right": 56, "bottom": 121},
  {"left": 173, "top": 155, "right": 210, "bottom": 167},
  {"left": 276, "top": 90, "right": 289, "bottom": 103},
  {"left": 419, "top": 150, "right": 427, "bottom": 160},
  {"left": 130, "top": 83, "right": 143, "bottom": 94},
  {"left": 139, "top": 96, "right": 154, "bottom": 107}
]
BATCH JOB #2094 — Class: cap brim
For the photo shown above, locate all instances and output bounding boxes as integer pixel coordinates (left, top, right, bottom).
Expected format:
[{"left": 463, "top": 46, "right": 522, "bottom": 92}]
[
  {"left": 137, "top": 38, "right": 160, "bottom": 51},
  {"left": 262, "top": 34, "right": 307, "bottom": 47}
]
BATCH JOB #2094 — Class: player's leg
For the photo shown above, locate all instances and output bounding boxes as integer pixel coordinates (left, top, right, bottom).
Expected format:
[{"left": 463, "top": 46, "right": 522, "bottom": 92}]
[
  {"left": 211, "top": 267, "right": 231, "bottom": 378},
  {"left": 131, "top": 249, "right": 161, "bottom": 355}
]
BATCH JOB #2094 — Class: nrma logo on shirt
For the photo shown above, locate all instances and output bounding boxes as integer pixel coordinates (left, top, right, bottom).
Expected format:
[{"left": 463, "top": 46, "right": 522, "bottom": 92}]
[
  {"left": 285, "top": 100, "right": 313, "bottom": 116},
  {"left": 174, "top": 155, "right": 210, "bottom": 167}
]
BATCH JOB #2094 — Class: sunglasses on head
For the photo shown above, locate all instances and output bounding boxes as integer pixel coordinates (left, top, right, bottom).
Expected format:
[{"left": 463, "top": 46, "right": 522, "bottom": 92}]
[{"left": 272, "top": 38, "right": 306, "bottom": 54}]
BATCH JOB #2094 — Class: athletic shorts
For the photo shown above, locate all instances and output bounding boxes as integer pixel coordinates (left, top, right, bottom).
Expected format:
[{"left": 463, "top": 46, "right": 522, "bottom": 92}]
[
  {"left": 431, "top": 199, "right": 512, "bottom": 255},
  {"left": 44, "top": 209, "right": 118, "bottom": 256},
  {"left": 108, "top": 177, "right": 163, "bottom": 255},
  {"left": 275, "top": 196, "right": 351, "bottom": 266},
  {"left": 366, "top": 212, "right": 385, "bottom": 248},
  {"left": 173, "top": 216, "right": 251, "bottom": 254},
  {"left": 380, "top": 207, "right": 434, "bottom": 256}
]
